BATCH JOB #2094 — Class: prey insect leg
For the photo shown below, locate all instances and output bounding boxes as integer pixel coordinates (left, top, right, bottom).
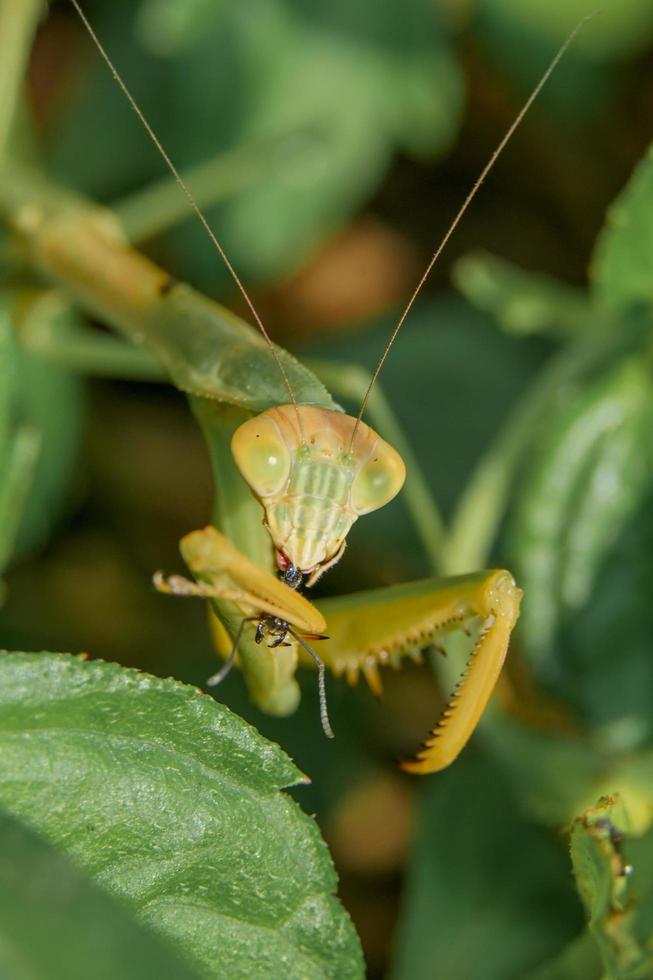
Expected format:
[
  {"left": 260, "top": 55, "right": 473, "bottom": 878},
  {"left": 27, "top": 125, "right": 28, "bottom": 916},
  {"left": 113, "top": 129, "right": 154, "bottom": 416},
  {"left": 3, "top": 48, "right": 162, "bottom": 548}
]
[{"left": 206, "top": 616, "right": 258, "bottom": 687}]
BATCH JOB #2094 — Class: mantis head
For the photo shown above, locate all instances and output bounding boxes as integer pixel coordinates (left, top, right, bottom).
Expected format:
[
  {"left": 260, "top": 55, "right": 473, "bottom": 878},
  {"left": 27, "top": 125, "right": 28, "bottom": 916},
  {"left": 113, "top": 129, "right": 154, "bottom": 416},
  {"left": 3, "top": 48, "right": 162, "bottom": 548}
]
[{"left": 232, "top": 405, "right": 405, "bottom": 585}]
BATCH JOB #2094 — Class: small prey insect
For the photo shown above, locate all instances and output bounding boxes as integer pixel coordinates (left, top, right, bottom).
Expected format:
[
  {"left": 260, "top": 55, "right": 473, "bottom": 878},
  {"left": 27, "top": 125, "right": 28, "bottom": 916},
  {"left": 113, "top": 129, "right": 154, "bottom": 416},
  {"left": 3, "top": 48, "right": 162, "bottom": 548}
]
[
  {"left": 154, "top": 525, "right": 336, "bottom": 738},
  {"left": 68, "top": 1, "right": 592, "bottom": 771}
]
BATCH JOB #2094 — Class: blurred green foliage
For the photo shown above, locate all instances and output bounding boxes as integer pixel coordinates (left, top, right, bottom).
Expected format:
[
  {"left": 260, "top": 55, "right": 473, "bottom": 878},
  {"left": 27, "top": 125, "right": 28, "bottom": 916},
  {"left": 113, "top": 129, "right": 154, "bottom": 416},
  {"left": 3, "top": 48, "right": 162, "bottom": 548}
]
[
  {"left": 391, "top": 749, "right": 584, "bottom": 980},
  {"left": 51, "top": 0, "right": 463, "bottom": 281},
  {"left": 3, "top": 0, "right": 653, "bottom": 977}
]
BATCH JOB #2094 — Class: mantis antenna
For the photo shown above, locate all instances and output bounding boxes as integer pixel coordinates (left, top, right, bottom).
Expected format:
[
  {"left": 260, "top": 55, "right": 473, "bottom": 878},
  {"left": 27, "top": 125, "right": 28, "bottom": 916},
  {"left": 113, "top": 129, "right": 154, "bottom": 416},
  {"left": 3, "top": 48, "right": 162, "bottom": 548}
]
[
  {"left": 350, "top": 11, "right": 598, "bottom": 448},
  {"left": 68, "top": 0, "right": 305, "bottom": 441}
]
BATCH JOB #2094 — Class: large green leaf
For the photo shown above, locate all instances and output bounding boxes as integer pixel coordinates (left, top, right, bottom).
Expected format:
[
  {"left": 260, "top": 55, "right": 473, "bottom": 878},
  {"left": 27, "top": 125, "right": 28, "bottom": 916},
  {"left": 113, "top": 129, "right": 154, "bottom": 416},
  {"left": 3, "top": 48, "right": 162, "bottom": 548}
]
[
  {"left": 510, "top": 359, "right": 653, "bottom": 673},
  {"left": 591, "top": 143, "right": 653, "bottom": 313},
  {"left": 390, "top": 749, "right": 582, "bottom": 980},
  {"left": 0, "top": 651, "right": 363, "bottom": 979},
  {"left": 0, "top": 807, "right": 202, "bottom": 980},
  {"left": 482, "top": 718, "right": 605, "bottom": 828},
  {"left": 12, "top": 295, "right": 85, "bottom": 556},
  {"left": 522, "top": 933, "right": 602, "bottom": 980},
  {"left": 0, "top": 292, "right": 84, "bottom": 564},
  {"left": 485, "top": 713, "right": 653, "bottom": 832},
  {"left": 478, "top": 0, "right": 653, "bottom": 62},
  {"left": 0, "top": 303, "right": 38, "bottom": 588}
]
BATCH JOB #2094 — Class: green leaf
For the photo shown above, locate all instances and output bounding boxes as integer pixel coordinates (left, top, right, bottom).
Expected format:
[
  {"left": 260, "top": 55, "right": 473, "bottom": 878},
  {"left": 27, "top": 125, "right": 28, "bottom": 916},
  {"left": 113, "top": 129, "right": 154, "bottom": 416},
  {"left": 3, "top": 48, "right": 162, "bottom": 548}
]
[
  {"left": 473, "top": 3, "right": 620, "bottom": 121},
  {"left": 623, "top": 820, "right": 653, "bottom": 966},
  {"left": 390, "top": 749, "right": 582, "bottom": 980},
  {"left": 477, "top": 0, "right": 653, "bottom": 64},
  {"left": 558, "top": 486, "right": 653, "bottom": 733},
  {"left": 510, "top": 359, "right": 653, "bottom": 671},
  {"left": 214, "top": 0, "right": 463, "bottom": 278},
  {"left": 570, "top": 795, "right": 653, "bottom": 979},
  {"left": 52, "top": 0, "right": 463, "bottom": 283},
  {"left": 0, "top": 294, "right": 13, "bottom": 450},
  {"left": 591, "top": 143, "right": 653, "bottom": 313},
  {"left": 0, "top": 807, "right": 202, "bottom": 980},
  {"left": 522, "top": 932, "right": 602, "bottom": 980},
  {"left": 452, "top": 251, "right": 593, "bottom": 339},
  {"left": 0, "top": 303, "right": 39, "bottom": 587},
  {"left": 0, "top": 652, "right": 364, "bottom": 980},
  {"left": 0, "top": 425, "right": 40, "bottom": 591},
  {"left": 0, "top": 292, "right": 84, "bottom": 561},
  {"left": 485, "top": 718, "right": 653, "bottom": 832},
  {"left": 136, "top": 0, "right": 229, "bottom": 54},
  {"left": 482, "top": 717, "right": 605, "bottom": 828}
]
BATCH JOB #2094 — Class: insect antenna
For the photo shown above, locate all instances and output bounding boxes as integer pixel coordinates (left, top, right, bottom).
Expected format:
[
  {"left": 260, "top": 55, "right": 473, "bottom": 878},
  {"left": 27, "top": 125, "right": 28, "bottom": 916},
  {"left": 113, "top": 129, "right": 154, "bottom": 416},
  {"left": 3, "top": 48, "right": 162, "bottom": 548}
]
[
  {"left": 349, "top": 11, "right": 598, "bottom": 449},
  {"left": 68, "top": 0, "right": 305, "bottom": 441},
  {"left": 286, "top": 626, "right": 335, "bottom": 739}
]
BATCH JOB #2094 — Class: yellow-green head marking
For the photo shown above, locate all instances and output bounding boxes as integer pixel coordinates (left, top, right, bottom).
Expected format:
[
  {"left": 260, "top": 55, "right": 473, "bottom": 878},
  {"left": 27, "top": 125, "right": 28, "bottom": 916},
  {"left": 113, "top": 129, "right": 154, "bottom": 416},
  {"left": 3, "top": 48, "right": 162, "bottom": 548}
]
[{"left": 232, "top": 405, "right": 405, "bottom": 583}]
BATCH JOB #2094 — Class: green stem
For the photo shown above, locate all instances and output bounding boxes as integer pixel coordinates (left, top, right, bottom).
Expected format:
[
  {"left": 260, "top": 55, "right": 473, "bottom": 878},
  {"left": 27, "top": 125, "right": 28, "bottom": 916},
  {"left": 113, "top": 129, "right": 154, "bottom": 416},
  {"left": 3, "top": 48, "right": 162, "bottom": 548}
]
[
  {"left": 0, "top": 0, "right": 43, "bottom": 162},
  {"left": 114, "top": 128, "right": 320, "bottom": 243},
  {"left": 19, "top": 292, "right": 166, "bottom": 380},
  {"left": 0, "top": 424, "right": 41, "bottom": 582}
]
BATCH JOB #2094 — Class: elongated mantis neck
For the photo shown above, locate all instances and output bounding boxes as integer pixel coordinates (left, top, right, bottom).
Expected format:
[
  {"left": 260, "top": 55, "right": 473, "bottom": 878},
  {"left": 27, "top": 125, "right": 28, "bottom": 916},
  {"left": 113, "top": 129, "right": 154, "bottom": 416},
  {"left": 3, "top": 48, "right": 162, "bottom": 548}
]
[
  {"left": 348, "top": 11, "right": 598, "bottom": 451},
  {"left": 68, "top": 0, "right": 307, "bottom": 444}
]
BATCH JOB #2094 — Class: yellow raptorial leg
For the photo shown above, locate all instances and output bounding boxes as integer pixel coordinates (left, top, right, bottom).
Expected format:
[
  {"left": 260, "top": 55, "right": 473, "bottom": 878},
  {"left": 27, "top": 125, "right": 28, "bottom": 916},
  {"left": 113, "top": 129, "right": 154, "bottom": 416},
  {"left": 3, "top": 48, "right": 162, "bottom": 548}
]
[
  {"left": 315, "top": 569, "right": 522, "bottom": 774},
  {"left": 154, "top": 525, "right": 327, "bottom": 718},
  {"left": 401, "top": 572, "right": 521, "bottom": 774}
]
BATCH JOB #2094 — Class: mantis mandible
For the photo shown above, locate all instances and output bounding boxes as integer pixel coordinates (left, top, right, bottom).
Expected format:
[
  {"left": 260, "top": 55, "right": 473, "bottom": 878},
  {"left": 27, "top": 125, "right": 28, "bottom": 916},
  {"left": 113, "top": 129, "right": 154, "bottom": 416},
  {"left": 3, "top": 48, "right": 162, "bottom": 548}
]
[{"left": 64, "top": 2, "right": 591, "bottom": 773}]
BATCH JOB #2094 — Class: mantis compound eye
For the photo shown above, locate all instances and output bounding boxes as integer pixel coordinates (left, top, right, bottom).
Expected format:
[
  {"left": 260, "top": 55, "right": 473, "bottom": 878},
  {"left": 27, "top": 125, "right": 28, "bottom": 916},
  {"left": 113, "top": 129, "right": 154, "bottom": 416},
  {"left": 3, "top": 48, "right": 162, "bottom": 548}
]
[
  {"left": 350, "top": 441, "right": 406, "bottom": 515},
  {"left": 232, "top": 415, "right": 291, "bottom": 498}
]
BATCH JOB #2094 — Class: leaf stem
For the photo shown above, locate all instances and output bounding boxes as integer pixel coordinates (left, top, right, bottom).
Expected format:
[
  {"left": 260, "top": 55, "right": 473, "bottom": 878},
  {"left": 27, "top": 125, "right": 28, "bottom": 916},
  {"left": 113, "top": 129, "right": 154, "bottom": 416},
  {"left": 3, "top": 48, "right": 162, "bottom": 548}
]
[
  {"left": 0, "top": 0, "right": 43, "bottom": 162},
  {"left": 115, "top": 129, "right": 318, "bottom": 243}
]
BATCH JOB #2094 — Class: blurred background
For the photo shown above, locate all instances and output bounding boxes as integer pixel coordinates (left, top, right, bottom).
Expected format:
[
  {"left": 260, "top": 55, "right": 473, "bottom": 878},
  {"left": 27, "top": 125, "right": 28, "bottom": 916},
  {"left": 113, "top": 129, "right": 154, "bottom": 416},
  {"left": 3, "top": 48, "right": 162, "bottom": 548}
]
[{"left": 3, "top": 0, "right": 653, "bottom": 976}]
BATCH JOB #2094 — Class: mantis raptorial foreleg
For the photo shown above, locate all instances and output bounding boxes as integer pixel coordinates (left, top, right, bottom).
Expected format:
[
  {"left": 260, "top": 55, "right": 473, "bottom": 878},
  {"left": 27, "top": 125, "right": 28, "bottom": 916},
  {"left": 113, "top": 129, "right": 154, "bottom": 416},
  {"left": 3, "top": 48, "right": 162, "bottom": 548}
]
[
  {"left": 155, "top": 525, "right": 336, "bottom": 733},
  {"left": 315, "top": 570, "right": 522, "bottom": 773},
  {"left": 158, "top": 524, "right": 521, "bottom": 772}
]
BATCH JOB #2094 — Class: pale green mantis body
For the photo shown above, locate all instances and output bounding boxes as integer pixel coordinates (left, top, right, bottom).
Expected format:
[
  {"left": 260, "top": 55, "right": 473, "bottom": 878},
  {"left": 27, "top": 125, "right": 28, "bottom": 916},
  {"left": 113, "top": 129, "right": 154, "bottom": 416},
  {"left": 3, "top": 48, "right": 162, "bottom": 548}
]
[{"left": 3, "top": 5, "right": 591, "bottom": 773}]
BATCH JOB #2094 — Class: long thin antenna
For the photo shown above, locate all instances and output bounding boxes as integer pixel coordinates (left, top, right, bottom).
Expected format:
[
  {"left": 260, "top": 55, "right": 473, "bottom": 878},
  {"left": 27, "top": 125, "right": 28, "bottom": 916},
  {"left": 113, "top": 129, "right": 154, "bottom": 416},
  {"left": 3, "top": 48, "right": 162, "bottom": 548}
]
[
  {"left": 351, "top": 12, "right": 597, "bottom": 445},
  {"left": 68, "top": 0, "right": 303, "bottom": 435},
  {"left": 287, "top": 626, "right": 335, "bottom": 739}
]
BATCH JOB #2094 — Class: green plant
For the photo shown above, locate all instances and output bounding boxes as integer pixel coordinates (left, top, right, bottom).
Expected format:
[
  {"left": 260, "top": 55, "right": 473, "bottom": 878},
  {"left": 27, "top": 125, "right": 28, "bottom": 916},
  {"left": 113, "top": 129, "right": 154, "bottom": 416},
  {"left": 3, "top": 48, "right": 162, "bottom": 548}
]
[{"left": 3, "top": 2, "right": 653, "bottom": 978}]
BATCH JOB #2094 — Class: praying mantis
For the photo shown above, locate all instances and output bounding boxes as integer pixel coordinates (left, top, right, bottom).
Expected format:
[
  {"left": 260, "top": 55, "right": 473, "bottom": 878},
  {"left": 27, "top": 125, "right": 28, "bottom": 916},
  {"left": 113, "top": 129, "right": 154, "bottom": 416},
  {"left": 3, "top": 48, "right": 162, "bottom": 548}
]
[{"left": 6, "top": 5, "right": 590, "bottom": 773}]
